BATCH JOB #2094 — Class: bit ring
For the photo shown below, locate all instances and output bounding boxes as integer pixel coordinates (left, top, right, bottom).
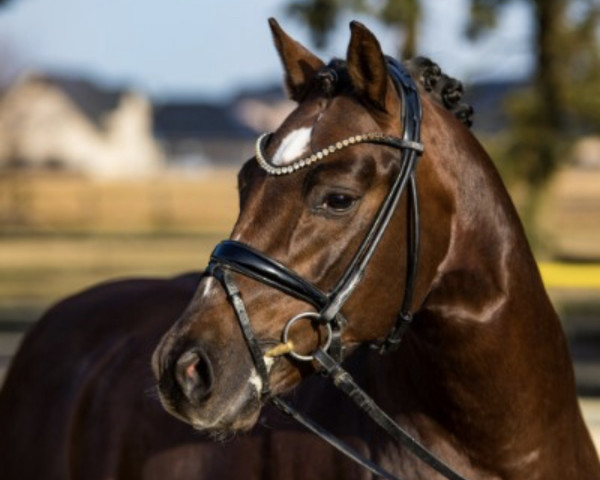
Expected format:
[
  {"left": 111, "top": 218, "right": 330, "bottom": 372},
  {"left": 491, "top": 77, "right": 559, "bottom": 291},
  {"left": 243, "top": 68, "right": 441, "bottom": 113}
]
[{"left": 282, "top": 312, "right": 332, "bottom": 362}]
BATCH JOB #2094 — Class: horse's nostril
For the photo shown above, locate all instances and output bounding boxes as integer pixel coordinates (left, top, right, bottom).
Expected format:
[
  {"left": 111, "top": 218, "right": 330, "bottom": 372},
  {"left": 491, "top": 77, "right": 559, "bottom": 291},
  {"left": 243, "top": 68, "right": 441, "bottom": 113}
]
[{"left": 175, "top": 348, "right": 214, "bottom": 405}]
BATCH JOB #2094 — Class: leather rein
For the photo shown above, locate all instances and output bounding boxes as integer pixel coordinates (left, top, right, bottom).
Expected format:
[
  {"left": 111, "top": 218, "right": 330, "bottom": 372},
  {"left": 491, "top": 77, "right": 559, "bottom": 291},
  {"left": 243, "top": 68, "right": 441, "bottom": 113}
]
[{"left": 206, "top": 58, "right": 470, "bottom": 480}]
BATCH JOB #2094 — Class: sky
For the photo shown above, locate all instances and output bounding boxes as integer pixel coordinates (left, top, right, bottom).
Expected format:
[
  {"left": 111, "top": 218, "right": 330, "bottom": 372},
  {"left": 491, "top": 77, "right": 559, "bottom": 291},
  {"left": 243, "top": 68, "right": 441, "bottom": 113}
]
[{"left": 0, "top": 0, "right": 533, "bottom": 100}]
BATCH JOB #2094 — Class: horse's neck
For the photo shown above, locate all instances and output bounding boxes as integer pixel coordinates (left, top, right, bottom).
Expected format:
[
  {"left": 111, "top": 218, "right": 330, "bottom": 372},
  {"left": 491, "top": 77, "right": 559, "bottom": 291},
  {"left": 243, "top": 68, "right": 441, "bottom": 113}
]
[{"left": 380, "top": 126, "right": 593, "bottom": 473}]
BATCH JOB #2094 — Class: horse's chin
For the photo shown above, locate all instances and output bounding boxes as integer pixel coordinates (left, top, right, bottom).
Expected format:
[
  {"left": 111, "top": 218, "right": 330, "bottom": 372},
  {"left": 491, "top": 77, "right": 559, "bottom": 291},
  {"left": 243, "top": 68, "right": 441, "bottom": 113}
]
[
  {"left": 170, "top": 387, "right": 263, "bottom": 436},
  {"left": 204, "top": 408, "right": 262, "bottom": 437},
  {"left": 191, "top": 409, "right": 261, "bottom": 437}
]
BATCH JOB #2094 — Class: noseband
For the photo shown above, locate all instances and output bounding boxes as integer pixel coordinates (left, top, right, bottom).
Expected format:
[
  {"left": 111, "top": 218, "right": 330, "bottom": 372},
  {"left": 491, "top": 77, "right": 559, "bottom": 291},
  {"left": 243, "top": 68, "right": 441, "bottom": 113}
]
[{"left": 206, "top": 58, "right": 469, "bottom": 480}]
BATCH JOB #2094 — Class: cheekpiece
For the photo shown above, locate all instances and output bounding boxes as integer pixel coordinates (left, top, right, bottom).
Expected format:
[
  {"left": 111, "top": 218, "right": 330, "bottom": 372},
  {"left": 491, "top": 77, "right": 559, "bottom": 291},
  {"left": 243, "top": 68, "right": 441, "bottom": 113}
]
[{"left": 255, "top": 132, "right": 423, "bottom": 176}]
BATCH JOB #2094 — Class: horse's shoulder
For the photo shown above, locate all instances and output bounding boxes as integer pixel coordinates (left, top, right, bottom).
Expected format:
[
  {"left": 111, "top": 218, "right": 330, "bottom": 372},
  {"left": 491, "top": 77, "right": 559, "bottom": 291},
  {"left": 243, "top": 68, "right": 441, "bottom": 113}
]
[
  {"left": 0, "top": 272, "right": 203, "bottom": 479},
  {"left": 41, "top": 271, "right": 201, "bottom": 333},
  {"left": 48, "top": 271, "right": 201, "bottom": 317},
  {"left": 4, "top": 271, "right": 203, "bottom": 395}
]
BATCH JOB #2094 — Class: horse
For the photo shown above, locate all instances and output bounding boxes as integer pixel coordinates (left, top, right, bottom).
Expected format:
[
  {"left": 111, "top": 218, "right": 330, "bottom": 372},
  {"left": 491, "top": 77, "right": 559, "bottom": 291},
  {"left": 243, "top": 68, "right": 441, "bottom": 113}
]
[{"left": 1, "top": 18, "right": 598, "bottom": 480}]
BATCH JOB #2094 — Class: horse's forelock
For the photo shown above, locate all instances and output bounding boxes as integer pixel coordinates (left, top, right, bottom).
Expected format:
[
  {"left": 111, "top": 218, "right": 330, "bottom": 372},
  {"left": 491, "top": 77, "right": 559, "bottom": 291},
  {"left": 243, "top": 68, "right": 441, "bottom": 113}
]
[
  {"left": 405, "top": 56, "right": 474, "bottom": 128},
  {"left": 312, "top": 59, "right": 352, "bottom": 98}
]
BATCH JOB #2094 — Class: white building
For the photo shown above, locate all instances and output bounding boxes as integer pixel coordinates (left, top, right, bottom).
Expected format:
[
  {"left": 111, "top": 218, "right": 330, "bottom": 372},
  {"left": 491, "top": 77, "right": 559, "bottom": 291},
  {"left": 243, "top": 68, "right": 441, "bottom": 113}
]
[{"left": 0, "top": 73, "right": 164, "bottom": 179}]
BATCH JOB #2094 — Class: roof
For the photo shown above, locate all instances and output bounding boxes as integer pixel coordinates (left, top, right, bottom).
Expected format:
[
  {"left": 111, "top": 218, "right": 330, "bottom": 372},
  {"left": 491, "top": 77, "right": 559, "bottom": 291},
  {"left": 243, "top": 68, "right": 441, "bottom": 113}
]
[
  {"left": 38, "top": 74, "right": 124, "bottom": 127},
  {"left": 153, "top": 102, "right": 256, "bottom": 140}
]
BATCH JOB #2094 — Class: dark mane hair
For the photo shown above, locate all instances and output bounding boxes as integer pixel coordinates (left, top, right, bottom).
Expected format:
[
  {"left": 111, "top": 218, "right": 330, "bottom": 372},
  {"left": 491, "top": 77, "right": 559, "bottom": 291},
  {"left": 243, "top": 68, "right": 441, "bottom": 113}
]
[
  {"left": 405, "top": 57, "right": 474, "bottom": 128},
  {"left": 315, "top": 57, "right": 474, "bottom": 128}
]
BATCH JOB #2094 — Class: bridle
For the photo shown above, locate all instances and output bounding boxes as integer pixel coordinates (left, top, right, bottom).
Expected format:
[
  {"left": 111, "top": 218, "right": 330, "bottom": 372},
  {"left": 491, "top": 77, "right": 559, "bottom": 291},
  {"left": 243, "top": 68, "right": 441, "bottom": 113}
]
[{"left": 206, "top": 58, "right": 469, "bottom": 480}]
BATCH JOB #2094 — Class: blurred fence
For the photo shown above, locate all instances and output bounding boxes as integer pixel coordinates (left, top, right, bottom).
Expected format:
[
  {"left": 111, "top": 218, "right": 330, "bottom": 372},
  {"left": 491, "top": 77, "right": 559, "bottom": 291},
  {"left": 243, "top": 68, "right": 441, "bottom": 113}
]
[{"left": 0, "top": 169, "right": 238, "bottom": 234}]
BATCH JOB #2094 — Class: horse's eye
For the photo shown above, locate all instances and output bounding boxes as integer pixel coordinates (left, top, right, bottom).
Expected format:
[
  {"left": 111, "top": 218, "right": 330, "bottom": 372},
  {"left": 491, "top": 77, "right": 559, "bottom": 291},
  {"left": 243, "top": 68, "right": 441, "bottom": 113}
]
[{"left": 323, "top": 193, "right": 357, "bottom": 212}]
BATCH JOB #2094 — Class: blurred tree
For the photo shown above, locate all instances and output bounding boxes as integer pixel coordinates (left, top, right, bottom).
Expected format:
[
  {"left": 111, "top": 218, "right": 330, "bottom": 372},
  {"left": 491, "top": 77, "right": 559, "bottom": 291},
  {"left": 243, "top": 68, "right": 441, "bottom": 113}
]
[
  {"left": 286, "top": 0, "right": 420, "bottom": 58},
  {"left": 468, "top": 0, "right": 600, "bottom": 246}
]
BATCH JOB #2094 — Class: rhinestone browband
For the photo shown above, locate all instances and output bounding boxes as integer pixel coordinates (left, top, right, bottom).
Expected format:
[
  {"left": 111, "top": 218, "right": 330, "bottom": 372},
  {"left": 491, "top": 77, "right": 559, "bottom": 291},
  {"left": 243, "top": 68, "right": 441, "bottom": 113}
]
[{"left": 255, "top": 132, "right": 424, "bottom": 175}]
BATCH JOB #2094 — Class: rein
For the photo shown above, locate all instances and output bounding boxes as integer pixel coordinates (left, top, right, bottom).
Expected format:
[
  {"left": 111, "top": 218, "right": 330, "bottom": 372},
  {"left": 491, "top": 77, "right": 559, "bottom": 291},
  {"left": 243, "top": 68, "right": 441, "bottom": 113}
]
[{"left": 207, "top": 58, "right": 469, "bottom": 480}]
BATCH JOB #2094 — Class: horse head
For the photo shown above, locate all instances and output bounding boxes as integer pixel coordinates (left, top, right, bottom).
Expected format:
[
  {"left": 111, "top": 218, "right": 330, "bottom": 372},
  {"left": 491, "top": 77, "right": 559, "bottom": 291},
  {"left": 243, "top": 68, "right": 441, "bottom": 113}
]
[{"left": 152, "top": 19, "right": 466, "bottom": 435}]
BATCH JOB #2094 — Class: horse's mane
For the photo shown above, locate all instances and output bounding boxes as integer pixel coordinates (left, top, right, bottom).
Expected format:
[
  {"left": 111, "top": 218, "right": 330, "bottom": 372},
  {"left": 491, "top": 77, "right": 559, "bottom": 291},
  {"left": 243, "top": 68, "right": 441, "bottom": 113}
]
[
  {"left": 405, "top": 57, "right": 474, "bottom": 128},
  {"left": 317, "top": 57, "right": 474, "bottom": 129}
]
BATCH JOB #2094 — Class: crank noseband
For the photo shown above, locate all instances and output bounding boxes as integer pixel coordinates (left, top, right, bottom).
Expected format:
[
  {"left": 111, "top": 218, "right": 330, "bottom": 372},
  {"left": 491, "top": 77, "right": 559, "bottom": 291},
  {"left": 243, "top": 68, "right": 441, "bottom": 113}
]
[{"left": 209, "top": 240, "right": 328, "bottom": 309}]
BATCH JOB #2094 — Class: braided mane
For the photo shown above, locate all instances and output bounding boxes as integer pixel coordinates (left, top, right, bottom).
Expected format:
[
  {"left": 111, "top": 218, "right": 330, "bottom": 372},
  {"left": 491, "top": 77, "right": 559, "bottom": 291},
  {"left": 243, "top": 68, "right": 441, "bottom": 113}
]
[{"left": 405, "top": 57, "right": 474, "bottom": 128}]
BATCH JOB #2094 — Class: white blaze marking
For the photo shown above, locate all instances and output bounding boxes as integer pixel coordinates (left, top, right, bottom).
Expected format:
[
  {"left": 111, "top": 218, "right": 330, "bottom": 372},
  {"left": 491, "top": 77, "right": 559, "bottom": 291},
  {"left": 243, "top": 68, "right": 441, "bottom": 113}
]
[{"left": 272, "top": 127, "right": 312, "bottom": 166}]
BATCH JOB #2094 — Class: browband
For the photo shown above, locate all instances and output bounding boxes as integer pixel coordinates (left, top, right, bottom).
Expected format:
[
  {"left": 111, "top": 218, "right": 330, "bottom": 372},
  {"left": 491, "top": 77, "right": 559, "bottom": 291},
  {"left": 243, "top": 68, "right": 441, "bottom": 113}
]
[{"left": 255, "top": 132, "right": 423, "bottom": 176}]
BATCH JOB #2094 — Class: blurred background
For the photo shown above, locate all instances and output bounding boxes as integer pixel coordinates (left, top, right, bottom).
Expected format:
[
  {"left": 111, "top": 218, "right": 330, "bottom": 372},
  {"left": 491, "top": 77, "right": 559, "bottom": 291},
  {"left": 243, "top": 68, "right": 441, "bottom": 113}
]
[{"left": 0, "top": 0, "right": 598, "bottom": 446}]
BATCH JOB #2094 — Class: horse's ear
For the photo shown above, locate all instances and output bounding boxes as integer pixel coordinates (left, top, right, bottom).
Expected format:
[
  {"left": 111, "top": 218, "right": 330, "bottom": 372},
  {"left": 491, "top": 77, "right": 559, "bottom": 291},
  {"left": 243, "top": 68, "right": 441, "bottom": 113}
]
[
  {"left": 347, "top": 21, "right": 388, "bottom": 111},
  {"left": 269, "top": 18, "right": 325, "bottom": 101}
]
